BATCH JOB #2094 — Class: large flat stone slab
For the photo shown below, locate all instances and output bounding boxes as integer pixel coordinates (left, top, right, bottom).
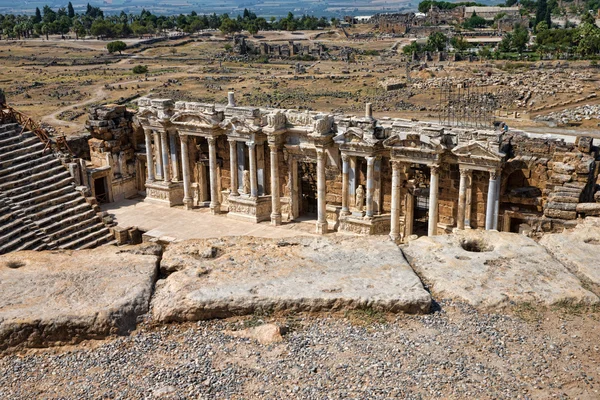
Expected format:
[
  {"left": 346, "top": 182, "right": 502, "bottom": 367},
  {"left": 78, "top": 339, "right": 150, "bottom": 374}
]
[
  {"left": 402, "top": 230, "right": 598, "bottom": 309},
  {"left": 540, "top": 218, "right": 600, "bottom": 289},
  {"left": 0, "top": 245, "right": 160, "bottom": 351},
  {"left": 152, "top": 236, "right": 431, "bottom": 322}
]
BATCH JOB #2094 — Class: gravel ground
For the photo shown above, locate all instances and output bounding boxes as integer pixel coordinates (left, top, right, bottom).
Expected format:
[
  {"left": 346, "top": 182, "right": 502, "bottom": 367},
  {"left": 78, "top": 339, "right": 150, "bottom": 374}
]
[{"left": 1, "top": 301, "right": 599, "bottom": 400}]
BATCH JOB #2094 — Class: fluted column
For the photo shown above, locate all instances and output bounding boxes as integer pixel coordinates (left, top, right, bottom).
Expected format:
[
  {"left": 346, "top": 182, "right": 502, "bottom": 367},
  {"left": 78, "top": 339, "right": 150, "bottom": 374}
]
[
  {"left": 207, "top": 137, "right": 221, "bottom": 214},
  {"left": 269, "top": 143, "right": 282, "bottom": 225},
  {"left": 457, "top": 167, "right": 468, "bottom": 230},
  {"left": 160, "top": 130, "right": 171, "bottom": 182},
  {"left": 485, "top": 170, "right": 498, "bottom": 230},
  {"left": 169, "top": 131, "right": 180, "bottom": 182},
  {"left": 493, "top": 172, "right": 501, "bottom": 230},
  {"left": 144, "top": 129, "right": 155, "bottom": 182},
  {"left": 228, "top": 139, "right": 239, "bottom": 196},
  {"left": 365, "top": 156, "right": 375, "bottom": 218},
  {"left": 180, "top": 134, "right": 193, "bottom": 210},
  {"left": 248, "top": 142, "right": 258, "bottom": 198},
  {"left": 390, "top": 160, "right": 402, "bottom": 241},
  {"left": 341, "top": 153, "right": 350, "bottom": 216},
  {"left": 316, "top": 148, "right": 327, "bottom": 234},
  {"left": 465, "top": 169, "right": 473, "bottom": 228},
  {"left": 428, "top": 164, "right": 440, "bottom": 236},
  {"left": 154, "top": 132, "right": 163, "bottom": 180}
]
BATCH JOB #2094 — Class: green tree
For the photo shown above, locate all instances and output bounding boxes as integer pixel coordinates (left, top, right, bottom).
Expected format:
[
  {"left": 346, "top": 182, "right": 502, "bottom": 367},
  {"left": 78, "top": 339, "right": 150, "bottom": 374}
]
[
  {"left": 41, "top": 23, "right": 49, "bottom": 40},
  {"left": 132, "top": 65, "right": 148, "bottom": 74},
  {"left": 426, "top": 31, "right": 448, "bottom": 51},
  {"left": 451, "top": 36, "right": 471, "bottom": 53},
  {"left": 67, "top": 2, "right": 75, "bottom": 19},
  {"left": 512, "top": 25, "right": 530, "bottom": 54},
  {"left": 107, "top": 40, "right": 127, "bottom": 54},
  {"left": 33, "top": 7, "right": 42, "bottom": 24}
]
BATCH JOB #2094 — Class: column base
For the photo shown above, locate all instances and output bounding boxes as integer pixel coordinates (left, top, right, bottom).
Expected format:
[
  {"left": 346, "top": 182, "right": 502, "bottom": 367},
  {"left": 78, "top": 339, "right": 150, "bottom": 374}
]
[
  {"left": 339, "top": 214, "right": 391, "bottom": 235},
  {"left": 228, "top": 194, "right": 272, "bottom": 223},
  {"left": 145, "top": 181, "right": 184, "bottom": 207},
  {"left": 389, "top": 232, "right": 400, "bottom": 241},
  {"left": 210, "top": 202, "right": 221, "bottom": 215},
  {"left": 183, "top": 198, "right": 193, "bottom": 210},
  {"left": 316, "top": 221, "right": 328, "bottom": 235},
  {"left": 270, "top": 213, "right": 282, "bottom": 226}
]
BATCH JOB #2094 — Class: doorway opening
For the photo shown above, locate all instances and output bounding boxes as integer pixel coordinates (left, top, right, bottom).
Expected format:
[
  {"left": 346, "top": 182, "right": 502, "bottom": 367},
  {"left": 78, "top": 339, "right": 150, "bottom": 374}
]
[{"left": 94, "top": 177, "right": 108, "bottom": 203}]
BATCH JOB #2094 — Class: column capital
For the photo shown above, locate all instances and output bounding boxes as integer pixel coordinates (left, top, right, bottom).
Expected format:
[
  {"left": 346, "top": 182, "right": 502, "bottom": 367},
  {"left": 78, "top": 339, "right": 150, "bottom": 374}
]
[
  {"left": 366, "top": 156, "right": 375, "bottom": 165},
  {"left": 489, "top": 169, "right": 499, "bottom": 180},
  {"left": 430, "top": 164, "right": 440, "bottom": 175},
  {"left": 341, "top": 153, "right": 349, "bottom": 163},
  {"left": 227, "top": 138, "right": 237, "bottom": 144},
  {"left": 269, "top": 143, "right": 279, "bottom": 152},
  {"left": 247, "top": 141, "right": 256, "bottom": 149},
  {"left": 315, "top": 147, "right": 327, "bottom": 159},
  {"left": 180, "top": 134, "right": 189, "bottom": 143},
  {"left": 207, "top": 136, "right": 217, "bottom": 146},
  {"left": 459, "top": 167, "right": 470, "bottom": 177},
  {"left": 391, "top": 160, "right": 403, "bottom": 171},
  {"left": 143, "top": 127, "right": 153, "bottom": 135}
]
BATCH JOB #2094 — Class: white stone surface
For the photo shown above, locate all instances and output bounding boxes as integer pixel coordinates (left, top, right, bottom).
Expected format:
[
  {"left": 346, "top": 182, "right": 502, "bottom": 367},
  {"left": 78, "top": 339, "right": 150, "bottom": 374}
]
[
  {"left": 152, "top": 236, "right": 431, "bottom": 322},
  {"left": 539, "top": 217, "right": 600, "bottom": 288},
  {"left": 402, "top": 230, "right": 598, "bottom": 308},
  {"left": 0, "top": 244, "right": 159, "bottom": 351}
]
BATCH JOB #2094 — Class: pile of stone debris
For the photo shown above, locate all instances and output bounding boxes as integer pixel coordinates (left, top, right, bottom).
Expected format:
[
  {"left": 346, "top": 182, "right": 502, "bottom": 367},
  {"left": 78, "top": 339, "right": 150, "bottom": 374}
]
[{"left": 535, "top": 104, "right": 600, "bottom": 125}]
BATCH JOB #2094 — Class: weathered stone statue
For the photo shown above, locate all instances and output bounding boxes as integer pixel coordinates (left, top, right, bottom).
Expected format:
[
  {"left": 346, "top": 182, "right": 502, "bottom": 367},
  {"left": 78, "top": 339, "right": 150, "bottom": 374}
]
[
  {"left": 242, "top": 170, "right": 250, "bottom": 195},
  {"left": 355, "top": 185, "right": 365, "bottom": 212}
]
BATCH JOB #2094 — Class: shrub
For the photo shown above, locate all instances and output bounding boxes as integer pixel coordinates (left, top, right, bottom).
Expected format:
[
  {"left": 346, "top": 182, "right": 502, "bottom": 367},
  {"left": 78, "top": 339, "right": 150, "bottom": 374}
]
[{"left": 132, "top": 65, "right": 148, "bottom": 74}]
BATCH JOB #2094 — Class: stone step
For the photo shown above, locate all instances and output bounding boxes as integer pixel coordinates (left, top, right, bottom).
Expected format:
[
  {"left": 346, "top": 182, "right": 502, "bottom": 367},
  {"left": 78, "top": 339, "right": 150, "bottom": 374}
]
[
  {"left": 0, "top": 230, "right": 40, "bottom": 254},
  {"left": 0, "top": 148, "right": 47, "bottom": 170},
  {"left": 0, "top": 153, "right": 56, "bottom": 179},
  {"left": 78, "top": 233, "right": 116, "bottom": 250},
  {"left": 35, "top": 202, "right": 92, "bottom": 230},
  {"left": 0, "top": 164, "right": 66, "bottom": 191},
  {"left": 50, "top": 216, "right": 102, "bottom": 243},
  {"left": 10, "top": 176, "right": 73, "bottom": 203},
  {"left": 53, "top": 220, "right": 106, "bottom": 247},
  {"left": 42, "top": 209, "right": 97, "bottom": 236},
  {"left": 4, "top": 171, "right": 72, "bottom": 197},
  {"left": 32, "top": 196, "right": 86, "bottom": 222},
  {"left": 0, "top": 134, "right": 39, "bottom": 154},
  {"left": 0, "top": 130, "right": 32, "bottom": 147},
  {"left": 0, "top": 157, "right": 62, "bottom": 187},
  {"left": 14, "top": 236, "right": 46, "bottom": 252},
  {"left": 0, "top": 218, "right": 27, "bottom": 236},
  {"left": 21, "top": 191, "right": 82, "bottom": 215},
  {"left": 0, "top": 123, "right": 20, "bottom": 135},
  {"left": 14, "top": 184, "right": 74, "bottom": 208},
  {"left": 0, "top": 140, "right": 45, "bottom": 163},
  {"left": 58, "top": 227, "right": 112, "bottom": 250}
]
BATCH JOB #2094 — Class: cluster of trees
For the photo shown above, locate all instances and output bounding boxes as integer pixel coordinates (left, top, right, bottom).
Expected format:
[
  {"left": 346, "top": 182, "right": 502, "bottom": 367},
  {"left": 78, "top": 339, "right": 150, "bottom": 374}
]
[
  {"left": 417, "top": 1, "right": 483, "bottom": 13},
  {"left": 0, "top": 4, "right": 335, "bottom": 40},
  {"left": 535, "top": 12, "right": 600, "bottom": 57},
  {"left": 402, "top": 32, "right": 473, "bottom": 55}
]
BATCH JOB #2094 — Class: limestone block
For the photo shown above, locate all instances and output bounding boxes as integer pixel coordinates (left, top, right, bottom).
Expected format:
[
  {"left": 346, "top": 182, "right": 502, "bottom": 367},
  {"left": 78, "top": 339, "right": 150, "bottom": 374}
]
[
  {"left": 546, "top": 201, "right": 577, "bottom": 211},
  {"left": 576, "top": 203, "right": 600, "bottom": 215},
  {"left": 544, "top": 208, "right": 577, "bottom": 220}
]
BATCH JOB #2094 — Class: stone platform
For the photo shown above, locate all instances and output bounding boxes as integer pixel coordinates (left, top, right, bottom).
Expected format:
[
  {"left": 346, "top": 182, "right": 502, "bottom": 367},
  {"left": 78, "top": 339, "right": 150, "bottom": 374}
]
[
  {"left": 0, "top": 244, "right": 160, "bottom": 351},
  {"left": 151, "top": 236, "right": 432, "bottom": 322},
  {"left": 402, "top": 230, "right": 599, "bottom": 309}
]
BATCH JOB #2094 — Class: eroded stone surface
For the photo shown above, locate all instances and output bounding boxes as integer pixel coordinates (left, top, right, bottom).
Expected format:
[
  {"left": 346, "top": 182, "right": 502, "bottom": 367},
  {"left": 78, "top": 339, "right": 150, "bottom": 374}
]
[
  {"left": 402, "top": 230, "right": 598, "bottom": 308},
  {"left": 152, "top": 236, "right": 431, "bottom": 322},
  {"left": 539, "top": 218, "right": 600, "bottom": 290},
  {"left": 0, "top": 244, "right": 160, "bottom": 351}
]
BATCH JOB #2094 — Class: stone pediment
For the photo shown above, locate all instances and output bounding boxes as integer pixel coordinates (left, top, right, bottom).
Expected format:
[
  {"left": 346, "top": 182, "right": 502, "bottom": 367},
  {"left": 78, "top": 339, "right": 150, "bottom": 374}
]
[
  {"left": 383, "top": 133, "right": 444, "bottom": 152},
  {"left": 220, "top": 116, "right": 262, "bottom": 135},
  {"left": 451, "top": 141, "right": 504, "bottom": 162},
  {"left": 170, "top": 112, "right": 220, "bottom": 129},
  {"left": 334, "top": 127, "right": 378, "bottom": 147}
]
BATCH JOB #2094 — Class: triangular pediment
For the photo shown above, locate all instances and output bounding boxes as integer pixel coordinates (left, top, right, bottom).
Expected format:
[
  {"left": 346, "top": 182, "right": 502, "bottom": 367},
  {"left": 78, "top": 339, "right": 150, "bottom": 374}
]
[{"left": 452, "top": 141, "right": 504, "bottom": 161}]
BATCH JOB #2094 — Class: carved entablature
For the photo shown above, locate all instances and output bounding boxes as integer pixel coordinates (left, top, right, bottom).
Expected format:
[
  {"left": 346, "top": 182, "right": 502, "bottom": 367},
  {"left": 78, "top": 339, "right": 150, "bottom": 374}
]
[
  {"left": 451, "top": 141, "right": 505, "bottom": 170},
  {"left": 334, "top": 125, "right": 381, "bottom": 155},
  {"left": 135, "top": 109, "right": 163, "bottom": 130},
  {"left": 220, "top": 116, "right": 263, "bottom": 142},
  {"left": 383, "top": 133, "right": 445, "bottom": 164},
  {"left": 170, "top": 111, "right": 222, "bottom": 136}
]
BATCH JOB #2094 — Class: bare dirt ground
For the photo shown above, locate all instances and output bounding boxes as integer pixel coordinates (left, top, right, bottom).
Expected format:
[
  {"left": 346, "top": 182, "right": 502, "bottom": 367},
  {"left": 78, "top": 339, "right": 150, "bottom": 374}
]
[
  {"left": 3, "top": 29, "right": 600, "bottom": 137},
  {"left": 1, "top": 302, "right": 599, "bottom": 399}
]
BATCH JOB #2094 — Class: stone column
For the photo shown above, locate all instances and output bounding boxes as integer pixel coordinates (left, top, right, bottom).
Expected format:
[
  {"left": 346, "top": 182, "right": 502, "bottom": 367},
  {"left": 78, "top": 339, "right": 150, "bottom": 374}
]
[
  {"left": 365, "top": 156, "right": 375, "bottom": 218},
  {"left": 160, "top": 130, "right": 171, "bottom": 182},
  {"left": 390, "top": 160, "right": 402, "bottom": 241},
  {"left": 169, "top": 131, "right": 180, "bottom": 182},
  {"left": 428, "top": 164, "right": 440, "bottom": 236},
  {"left": 144, "top": 129, "right": 155, "bottom": 182},
  {"left": 457, "top": 167, "right": 468, "bottom": 230},
  {"left": 180, "top": 135, "right": 193, "bottom": 210},
  {"left": 316, "top": 148, "right": 327, "bottom": 234},
  {"left": 228, "top": 140, "right": 239, "bottom": 196},
  {"left": 405, "top": 189, "right": 414, "bottom": 237},
  {"left": 269, "top": 143, "right": 282, "bottom": 226},
  {"left": 465, "top": 169, "right": 473, "bottom": 228},
  {"left": 341, "top": 153, "right": 350, "bottom": 215},
  {"left": 207, "top": 137, "right": 221, "bottom": 214},
  {"left": 248, "top": 142, "right": 258, "bottom": 198},
  {"left": 485, "top": 170, "right": 498, "bottom": 230},
  {"left": 493, "top": 172, "right": 501, "bottom": 230},
  {"left": 154, "top": 132, "right": 163, "bottom": 180}
]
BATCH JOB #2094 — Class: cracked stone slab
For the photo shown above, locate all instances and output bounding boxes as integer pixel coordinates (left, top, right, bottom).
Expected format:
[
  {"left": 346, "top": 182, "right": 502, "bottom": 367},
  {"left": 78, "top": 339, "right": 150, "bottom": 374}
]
[
  {"left": 539, "top": 217, "right": 600, "bottom": 290},
  {"left": 152, "top": 236, "right": 431, "bottom": 322},
  {"left": 402, "top": 230, "right": 598, "bottom": 309},
  {"left": 0, "top": 244, "right": 160, "bottom": 351}
]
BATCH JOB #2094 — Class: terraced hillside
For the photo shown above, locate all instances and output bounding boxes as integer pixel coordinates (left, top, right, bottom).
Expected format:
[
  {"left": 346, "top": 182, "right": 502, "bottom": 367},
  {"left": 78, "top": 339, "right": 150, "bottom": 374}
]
[{"left": 0, "top": 122, "right": 113, "bottom": 254}]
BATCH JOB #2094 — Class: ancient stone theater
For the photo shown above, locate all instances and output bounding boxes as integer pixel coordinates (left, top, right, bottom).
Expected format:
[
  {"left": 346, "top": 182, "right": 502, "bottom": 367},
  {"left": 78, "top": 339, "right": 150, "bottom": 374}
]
[{"left": 83, "top": 92, "right": 597, "bottom": 241}]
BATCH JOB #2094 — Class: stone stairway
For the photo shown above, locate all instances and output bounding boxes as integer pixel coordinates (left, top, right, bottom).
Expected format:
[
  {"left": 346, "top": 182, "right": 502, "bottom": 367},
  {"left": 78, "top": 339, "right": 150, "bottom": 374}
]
[{"left": 0, "top": 121, "right": 114, "bottom": 254}]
